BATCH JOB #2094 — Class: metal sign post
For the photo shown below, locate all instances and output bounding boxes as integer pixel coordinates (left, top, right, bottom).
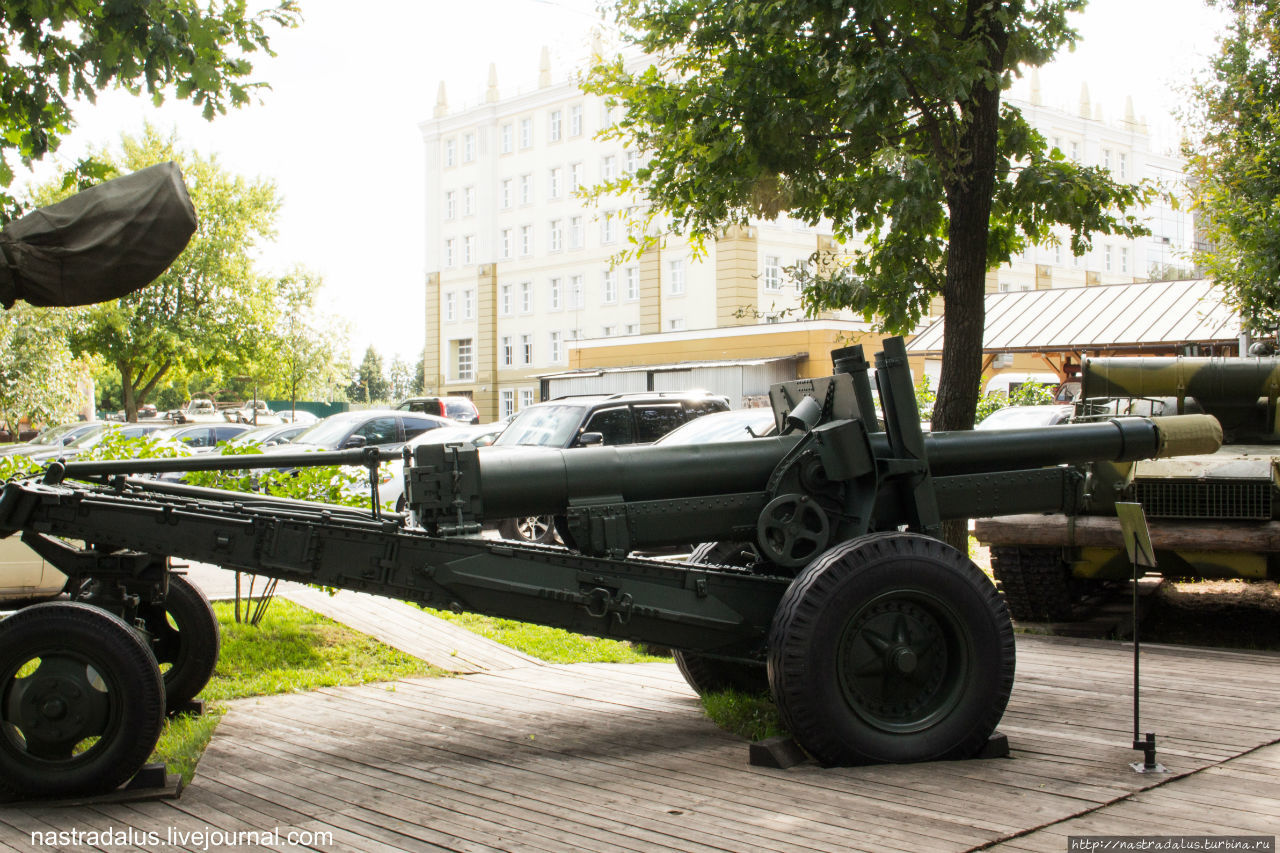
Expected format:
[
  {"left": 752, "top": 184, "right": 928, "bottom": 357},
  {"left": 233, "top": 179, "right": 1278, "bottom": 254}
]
[{"left": 1115, "top": 502, "right": 1167, "bottom": 774}]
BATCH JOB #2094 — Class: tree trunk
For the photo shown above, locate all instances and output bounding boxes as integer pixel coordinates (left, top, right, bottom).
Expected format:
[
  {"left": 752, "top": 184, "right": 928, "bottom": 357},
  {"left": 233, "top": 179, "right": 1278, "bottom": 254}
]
[
  {"left": 119, "top": 362, "right": 137, "bottom": 422},
  {"left": 932, "top": 1, "right": 1009, "bottom": 550}
]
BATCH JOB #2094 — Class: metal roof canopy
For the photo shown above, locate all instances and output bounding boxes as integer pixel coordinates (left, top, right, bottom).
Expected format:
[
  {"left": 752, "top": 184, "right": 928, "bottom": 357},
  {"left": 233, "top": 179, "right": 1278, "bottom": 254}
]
[
  {"left": 907, "top": 280, "right": 1241, "bottom": 357},
  {"left": 538, "top": 355, "right": 799, "bottom": 381}
]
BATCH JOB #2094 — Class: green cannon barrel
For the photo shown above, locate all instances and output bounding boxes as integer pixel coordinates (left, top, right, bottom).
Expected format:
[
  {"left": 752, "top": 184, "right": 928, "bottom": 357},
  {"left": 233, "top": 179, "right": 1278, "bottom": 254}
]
[
  {"left": 466, "top": 414, "right": 1221, "bottom": 519},
  {"left": 1083, "top": 356, "right": 1280, "bottom": 405}
]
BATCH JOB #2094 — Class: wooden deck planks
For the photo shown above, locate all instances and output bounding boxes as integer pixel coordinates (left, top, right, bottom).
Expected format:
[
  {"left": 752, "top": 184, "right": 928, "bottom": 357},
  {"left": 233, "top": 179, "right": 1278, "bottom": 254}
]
[{"left": 0, "top": 635, "right": 1276, "bottom": 853}]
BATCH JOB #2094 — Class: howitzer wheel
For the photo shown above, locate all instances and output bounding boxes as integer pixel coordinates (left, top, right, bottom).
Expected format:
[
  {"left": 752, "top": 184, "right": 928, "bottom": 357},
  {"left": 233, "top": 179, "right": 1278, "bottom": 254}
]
[
  {"left": 138, "top": 573, "right": 220, "bottom": 711},
  {"left": 768, "top": 533, "right": 1014, "bottom": 765},
  {"left": 0, "top": 602, "right": 165, "bottom": 798},
  {"left": 672, "top": 542, "right": 770, "bottom": 696}
]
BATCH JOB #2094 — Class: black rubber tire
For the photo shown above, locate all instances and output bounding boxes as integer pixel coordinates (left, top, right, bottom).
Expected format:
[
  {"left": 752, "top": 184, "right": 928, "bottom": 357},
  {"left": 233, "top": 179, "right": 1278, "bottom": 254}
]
[
  {"left": 0, "top": 601, "right": 165, "bottom": 798},
  {"left": 673, "top": 541, "right": 770, "bottom": 695},
  {"left": 990, "top": 546, "right": 1075, "bottom": 622},
  {"left": 768, "top": 532, "right": 1015, "bottom": 766},
  {"left": 138, "top": 573, "right": 221, "bottom": 711},
  {"left": 498, "top": 515, "right": 557, "bottom": 544}
]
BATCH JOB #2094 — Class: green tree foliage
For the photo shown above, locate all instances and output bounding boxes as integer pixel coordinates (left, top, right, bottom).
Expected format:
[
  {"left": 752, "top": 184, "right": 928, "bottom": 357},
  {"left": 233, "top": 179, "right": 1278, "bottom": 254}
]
[
  {"left": 386, "top": 356, "right": 415, "bottom": 403},
  {"left": 0, "top": 303, "right": 87, "bottom": 432},
  {"left": 68, "top": 127, "right": 282, "bottom": 420},
  {"left": 263, "top": 268, "right": 349, "bottom": 410},
  {"left": 0, "top": 0, "right": 299, "bottom": 217},
  {"left": 347, "top": 346, "right": 389, "bottom": 404},
  {"left": 588, "top": 0, "right": 1151, "bottom": 432},
  {"left": 1186, "top": 1, "right": 1280, "bottom": 334}
]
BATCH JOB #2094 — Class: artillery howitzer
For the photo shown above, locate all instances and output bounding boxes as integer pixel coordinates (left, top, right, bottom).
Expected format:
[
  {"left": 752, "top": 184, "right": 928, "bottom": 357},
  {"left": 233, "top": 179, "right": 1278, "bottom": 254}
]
[
  {"left": 0, "top": 338, "right": 1220, "bottom": 798},
  {"left": 977, "top": 354, "right": 1280, "bottom": 621}
]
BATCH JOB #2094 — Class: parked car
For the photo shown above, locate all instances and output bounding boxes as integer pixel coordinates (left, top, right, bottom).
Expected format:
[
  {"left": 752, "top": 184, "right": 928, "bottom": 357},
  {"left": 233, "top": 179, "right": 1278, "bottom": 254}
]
[
  {"left": 154, "top": 422, "right": 255, "bottom": 452},
  {"left": 485, "top": 391, "right": 730, "bottom": 541},
  {"left": 222, "top": 422, "right": 308, "bottom": 450},
  {"left": 651, "top": 407, "right": 777, "bottom": 445},
  {"left": 265, "top": 409, "right": 455, "bottom": 456},
  {"left": 172, "top": 397, "right": 225, "bottom": 423},
  {"left": 396, "top": 396, "right": 481, "bottom": 424},
  {"left": 276, "top": 409, "right": 320, "bottom": 425},
  {"left": 975, "top": 404, "right": 1075, "bottom": 430},
  {"left": 0, "top": 422, "right": 100, "bottom": 458},
  {"left": 227, "top": 400, "right": 281, "bottom": 425},
  {"left": 0, "top": 536, "right": 64, "bottom": 606}
]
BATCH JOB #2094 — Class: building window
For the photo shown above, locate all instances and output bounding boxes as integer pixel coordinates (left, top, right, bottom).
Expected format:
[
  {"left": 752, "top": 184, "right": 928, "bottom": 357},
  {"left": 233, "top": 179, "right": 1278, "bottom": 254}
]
[
  {"left": 463, "top": 132, "right": 475, "bottom": 162},
  {"left": 519, "top": 118, "right": 532, "bottom": 148},
  {"left": 1102, "top": 148, "right": 1111, "bottom": 171},
  {"left": 500, "top": 389, "right": 515, "bottom": 418},
  {"left": 569, "top": 104, "right": 583, "bottom": 136},
  {"left": 443, "top": 238, "right": 456, "bottom": 268},
  {"left": 625, "top": 149, "right": 640, "bottom": 174},
  {"left": 519, "top": 225, "right": 532, "bottom": 256},
  {"left": 462, "top": 235, "right": 475, "bottom": 265},
  {"left": 549, "top": 277, "right": 562, "bottom": 310},
  {"left": 444, "top": 190, "right": 456, "bottom": 220},
  {"left": 550, "top": 331, "right": 563, "bottom": 363},
  {"left": 499, "top": 283, "right": 513, "bottom": 316},
  {"left": 549, "top": 219, "right": 563, "bottom": 252},
  {"left": 462, "top": 288, "right": 474, "bottom": 320},
  {"left": 669, "top": 259, "right": 686, "bottom": 295},
  {"left": 501, "top": 179, "right": 512, "bottom": 209},
  {"left": 600, "top": 211, "right": 615, "bottom": 244},
  {"left": 444, "top": 138, "right": 456, "bottom": 167},
  {"left": 500, "top": 335, "right": 513, "bottom": 367},
  {"left": 462, "top": 186, "right": 475, "bottom": 216},
  {"left": 667, "top": 317, "right": 686, "bottom": 331},
  {"left": 763, "top": 255, "right": 782, "bottom": 291},
  {"left": 520, "top": 333, "right": 533, "bottom": 365},
  {"left": 548, "top": 167, "right": 562, "bottom": 199},
  {"left": 600, "top": 102, "right": 615, "bottom": 128},
  {"left": 1119, "top": 152, "right": 1129, "bottom": 180},
  {"left": 453, "top": 338, "right": 474, "bottom": 381},
  {"left": 1104, "top": 244, "right": 1113, "bottom": 272},
  {"left": 549, "top": 110, "right": 562, "bottom": 142},
  {"left": 444, "top": 291, "right": 456, "bottom": 322},
  {"left": 1070, "top": 140, "right": 1080, "bottom": 161},
  {"left": 601, "top": 155, "right": 616, "bottom": 181},
  {"left": 569, "top": 274, "right": 584, "bottom": 309},
  {"left": 602, "top": 269, "right": 617, "bottom": 304},
  {"left": 500, "top": 228, "right": 512, "bottom": 260},
  {"left": 569, "top": 216, "right": 584, "bottom": 249},
  {"left": 602, "top": 324, "right": 616, "bottom": 337},
  {"left": 519, "top": 174, "right": 532, "bottom": 204},
  {"left": 625, "top": 265, "right": 639, "bottom": 300},
  {"left": 519, "top": 280, "right": 532, "bottom": 313},
  {"left": 500, "top": 123, "right": 513, "bottom": 154},
  {"left": 625, "top": 323, "right": 640, "bottom": 335},
  {"left": 569, "top": 162, "right": 583, "bottom": 192},
  {"left": 1120, "top": 246, "right": 1130, "bottom": 274}
]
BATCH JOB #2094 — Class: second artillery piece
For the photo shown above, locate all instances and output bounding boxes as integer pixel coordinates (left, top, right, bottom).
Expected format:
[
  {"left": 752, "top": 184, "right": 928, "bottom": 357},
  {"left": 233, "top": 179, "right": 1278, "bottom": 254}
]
[{"left": 0, "top": 338, "right": 1222, "bottom": 798}]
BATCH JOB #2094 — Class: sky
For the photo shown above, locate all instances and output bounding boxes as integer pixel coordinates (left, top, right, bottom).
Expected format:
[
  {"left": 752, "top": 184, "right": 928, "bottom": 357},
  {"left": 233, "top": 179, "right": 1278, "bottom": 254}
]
[{"left": 19, "top": 0, "right": 1230, "bottom": 366}]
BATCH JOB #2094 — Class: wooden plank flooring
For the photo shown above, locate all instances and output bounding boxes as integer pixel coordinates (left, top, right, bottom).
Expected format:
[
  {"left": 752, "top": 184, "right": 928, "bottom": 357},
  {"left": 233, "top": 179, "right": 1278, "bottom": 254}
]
[{"left": 1, "top": 634, "right": 1277, "bottom": 852}]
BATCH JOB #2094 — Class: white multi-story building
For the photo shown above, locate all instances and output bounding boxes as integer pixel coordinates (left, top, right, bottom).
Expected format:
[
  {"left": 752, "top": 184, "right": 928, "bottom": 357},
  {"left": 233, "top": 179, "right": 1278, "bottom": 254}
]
[
  {"left": 993, "top": 75, "right": 1193, "bottom": 292},
  {"left": 420, "top": 49, "right": 834, "bottom": 419},
  {"left": 420, "top": 56, "right": 1193, "bottom": 419}
]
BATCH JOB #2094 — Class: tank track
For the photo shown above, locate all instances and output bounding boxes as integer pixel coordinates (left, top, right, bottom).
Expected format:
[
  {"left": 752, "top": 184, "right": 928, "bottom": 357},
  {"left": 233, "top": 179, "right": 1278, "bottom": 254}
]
[{"left": 990, "top": 546, "right": 1075, "bottom": 622}]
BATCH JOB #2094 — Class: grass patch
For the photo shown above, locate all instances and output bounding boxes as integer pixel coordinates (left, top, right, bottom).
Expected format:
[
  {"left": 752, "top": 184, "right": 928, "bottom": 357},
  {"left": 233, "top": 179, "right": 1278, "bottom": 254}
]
[
  {"left": 153, "top": 597, "right": 442, "bottom": 783},
  {"left": 423, "top": 608, "right": 669, "bottom": 664},
  {"left": 700, "top": 690, "right": 787, "bottom": 742},
  {"left": 205, "top": 598, "right": 441, "bottom": 701}
]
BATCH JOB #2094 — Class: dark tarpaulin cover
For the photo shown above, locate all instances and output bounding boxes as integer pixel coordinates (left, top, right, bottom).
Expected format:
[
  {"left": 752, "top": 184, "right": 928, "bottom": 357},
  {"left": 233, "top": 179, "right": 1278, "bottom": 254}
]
[{"left": 0, "top": 161, "right": 197, "bottom": 309}]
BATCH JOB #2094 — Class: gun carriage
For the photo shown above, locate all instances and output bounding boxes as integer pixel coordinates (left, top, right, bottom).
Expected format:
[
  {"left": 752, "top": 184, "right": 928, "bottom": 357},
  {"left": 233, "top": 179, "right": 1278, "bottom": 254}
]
[{"left": 0, "top": 338, "right": 1221, "bottom": 798}]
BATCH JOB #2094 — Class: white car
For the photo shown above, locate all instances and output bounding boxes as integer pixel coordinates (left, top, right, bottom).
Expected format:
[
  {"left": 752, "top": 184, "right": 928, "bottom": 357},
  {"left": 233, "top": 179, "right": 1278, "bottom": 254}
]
[{"left": 0, "top": 536, "right": 65, "bottom": 606}]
